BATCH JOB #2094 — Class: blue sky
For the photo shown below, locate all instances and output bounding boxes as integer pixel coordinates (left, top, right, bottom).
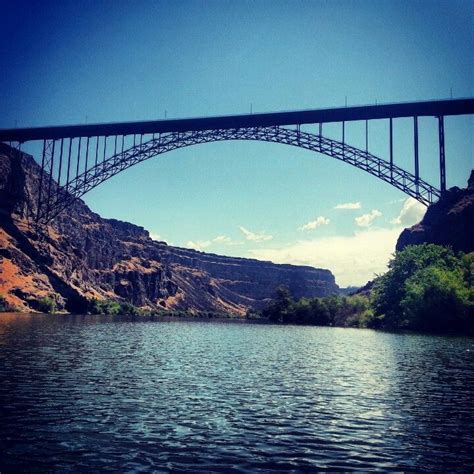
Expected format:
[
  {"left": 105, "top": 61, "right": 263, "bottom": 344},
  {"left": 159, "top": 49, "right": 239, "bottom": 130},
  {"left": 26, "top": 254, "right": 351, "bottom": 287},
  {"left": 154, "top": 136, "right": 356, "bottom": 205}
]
[{"left": 1, "top": 0, "right": 472, "bottom": 286}]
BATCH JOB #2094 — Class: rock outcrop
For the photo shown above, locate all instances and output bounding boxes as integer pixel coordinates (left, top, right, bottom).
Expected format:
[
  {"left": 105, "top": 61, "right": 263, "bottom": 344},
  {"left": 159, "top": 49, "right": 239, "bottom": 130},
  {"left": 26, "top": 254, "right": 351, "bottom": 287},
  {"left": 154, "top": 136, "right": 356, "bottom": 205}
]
[
  {"left": 0, "top": 144, "right": 339, "bottom": 313},
  {"left": 397, "top": 171, "right": 474, "bottom": 253}
]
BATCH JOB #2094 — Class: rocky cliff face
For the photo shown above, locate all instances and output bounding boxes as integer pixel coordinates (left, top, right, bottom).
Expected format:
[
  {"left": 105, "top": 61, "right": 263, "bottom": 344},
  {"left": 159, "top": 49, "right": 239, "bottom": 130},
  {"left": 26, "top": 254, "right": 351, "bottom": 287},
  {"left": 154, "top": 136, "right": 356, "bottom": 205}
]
[
  {"left": 0, "top": 144, "right": 339, "bottom": 313},
  {"left": 397, "top": 171, "right": 474, "bottom": 253}
]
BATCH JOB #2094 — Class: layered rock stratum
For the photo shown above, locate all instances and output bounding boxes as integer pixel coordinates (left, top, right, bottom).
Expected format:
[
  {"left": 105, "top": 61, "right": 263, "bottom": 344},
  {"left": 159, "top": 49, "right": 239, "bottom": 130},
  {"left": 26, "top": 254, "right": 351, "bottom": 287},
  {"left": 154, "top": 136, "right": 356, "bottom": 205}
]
[{"left": 0, "top": 144, "right": 339, "bottom": 313}]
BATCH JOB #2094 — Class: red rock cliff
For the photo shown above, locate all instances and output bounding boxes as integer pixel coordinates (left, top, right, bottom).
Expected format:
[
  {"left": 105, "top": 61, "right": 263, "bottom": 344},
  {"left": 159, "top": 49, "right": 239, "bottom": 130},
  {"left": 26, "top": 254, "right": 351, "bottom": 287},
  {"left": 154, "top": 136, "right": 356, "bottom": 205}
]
[{"left": 0, "top": 144, "right": 339, "bottom": 313}]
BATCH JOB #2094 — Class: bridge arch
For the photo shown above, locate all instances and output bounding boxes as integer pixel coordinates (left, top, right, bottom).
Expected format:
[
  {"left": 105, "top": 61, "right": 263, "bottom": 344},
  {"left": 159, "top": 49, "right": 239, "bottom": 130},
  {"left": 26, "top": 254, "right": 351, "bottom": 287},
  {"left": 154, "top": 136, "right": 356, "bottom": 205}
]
[{"left": 43, "top": 126, "right": 440, "bottom": 223}]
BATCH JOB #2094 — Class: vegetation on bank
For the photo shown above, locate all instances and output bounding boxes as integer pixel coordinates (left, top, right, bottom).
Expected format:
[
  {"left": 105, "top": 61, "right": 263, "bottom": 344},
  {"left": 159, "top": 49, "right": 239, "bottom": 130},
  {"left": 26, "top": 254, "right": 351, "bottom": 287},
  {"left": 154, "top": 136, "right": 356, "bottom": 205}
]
[
  {"left": 248, "top": 244, "right": 474, "bottom": 334},
  {"left": 372, "top": 244, "right": 473, "bottom": 332},
  {"left": 2, "top": 244, "right": 472, "bottom": 334},
  {"left": 0, "top": 293, "right": 237, "bottom": 319},
  {"left": 246, "top": 287, "right": 374, "bottom": 328},
  {"left": 35, "top": 297, "right": 57, "bottom": 313},
  {"left": 88, "top": 298, "right": 140, "bottom": 316},
  {"left": 0, "top": 295, "right": 58, "bottom": 313},
  {"left": 87, "top": 298, "right": 236, "bottom": 319}
]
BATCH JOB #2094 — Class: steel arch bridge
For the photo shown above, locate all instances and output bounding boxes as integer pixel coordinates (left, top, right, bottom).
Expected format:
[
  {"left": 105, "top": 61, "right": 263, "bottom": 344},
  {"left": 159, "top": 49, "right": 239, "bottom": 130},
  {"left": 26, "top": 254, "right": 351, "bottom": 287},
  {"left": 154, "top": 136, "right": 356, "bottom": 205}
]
[{"left": 1, "top": 98, "right": 473, "bottom": 226}]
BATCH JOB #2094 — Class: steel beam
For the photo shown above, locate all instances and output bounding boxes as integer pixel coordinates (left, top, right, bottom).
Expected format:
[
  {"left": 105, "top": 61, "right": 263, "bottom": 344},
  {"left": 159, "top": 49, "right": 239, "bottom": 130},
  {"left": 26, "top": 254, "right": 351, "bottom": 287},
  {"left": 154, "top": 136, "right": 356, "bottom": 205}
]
[
  {"left": 56, "top": 138, "right": 64, "bottom": 197},
  {"left": 95, "top": 136, "right": 99, "bottom": 170},
  {"left": 414, "top": 116, "right": 419, "bottom": 195},
  {"left": 76, "top": 137, "right": 82, "bottom": 179},
  {"left": 438, "top": 116, "right": 446, "bottom": 192},
  {"left": 66, "top": 138, "right": 73, "bottom": 191},
  {"left": 342, "top": 121, "right": 345, "bottom": 156},
  {"left": 45, "top": 139, "right": 55, "bottom": 217},
  {"left": 389, "top": 118, "right": 393, "bottom": 181},
  {"left": 85, "top": 137, "right": 90, "bottom": 179},
  {"left": 1, "top": 98, "right": 473, "bottom": 142},
  {"left": 36, "top": 139, "right": 47, "bottom": 221},
  {"left": 38, "top": 126, "right": 440, "bottom": 224},
  {"left": 365, "top": 120, "right": 368, "bottom": 153}
]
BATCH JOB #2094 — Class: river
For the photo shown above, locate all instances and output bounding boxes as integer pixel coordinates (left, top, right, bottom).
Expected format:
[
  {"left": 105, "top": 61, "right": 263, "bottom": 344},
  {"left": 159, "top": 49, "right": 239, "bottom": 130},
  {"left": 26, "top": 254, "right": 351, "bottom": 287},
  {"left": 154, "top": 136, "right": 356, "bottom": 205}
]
[{"left": 0, "top": 313, "right": 473, "bottom": 471}]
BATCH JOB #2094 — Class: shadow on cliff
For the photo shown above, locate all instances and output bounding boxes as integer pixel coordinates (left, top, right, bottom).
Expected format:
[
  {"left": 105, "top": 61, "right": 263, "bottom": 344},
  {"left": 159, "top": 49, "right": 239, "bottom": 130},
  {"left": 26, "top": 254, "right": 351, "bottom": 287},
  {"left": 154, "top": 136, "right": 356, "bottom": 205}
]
[{"left": 1, "top": 215, "right": 89, "bottom": 313}]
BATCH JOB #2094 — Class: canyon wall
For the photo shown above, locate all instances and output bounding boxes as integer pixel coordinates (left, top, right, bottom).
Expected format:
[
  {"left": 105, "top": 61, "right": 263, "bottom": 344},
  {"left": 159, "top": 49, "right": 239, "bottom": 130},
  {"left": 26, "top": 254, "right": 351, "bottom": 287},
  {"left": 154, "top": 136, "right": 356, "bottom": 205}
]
[
  {"left": 0, "top": 144, "right": 339, "bottom": 314},
  {"left": 397, "top": 171, "right": 474, "bottom": 253}
]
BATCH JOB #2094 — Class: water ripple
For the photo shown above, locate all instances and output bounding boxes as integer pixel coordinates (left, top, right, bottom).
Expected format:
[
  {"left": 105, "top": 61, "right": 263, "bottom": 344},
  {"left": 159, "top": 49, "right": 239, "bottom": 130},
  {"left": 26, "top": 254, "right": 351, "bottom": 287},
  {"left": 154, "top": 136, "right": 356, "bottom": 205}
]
[{"left": 0, "top": 314, "right": 473, "bottom": 471}]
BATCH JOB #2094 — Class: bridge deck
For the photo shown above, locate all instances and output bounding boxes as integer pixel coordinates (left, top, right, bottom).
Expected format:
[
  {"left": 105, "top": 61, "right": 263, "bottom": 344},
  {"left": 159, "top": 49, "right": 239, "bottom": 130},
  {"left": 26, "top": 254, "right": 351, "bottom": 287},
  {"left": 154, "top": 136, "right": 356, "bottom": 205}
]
[{"left": 1, "top": 98, "right": 473, "bottom": 142}]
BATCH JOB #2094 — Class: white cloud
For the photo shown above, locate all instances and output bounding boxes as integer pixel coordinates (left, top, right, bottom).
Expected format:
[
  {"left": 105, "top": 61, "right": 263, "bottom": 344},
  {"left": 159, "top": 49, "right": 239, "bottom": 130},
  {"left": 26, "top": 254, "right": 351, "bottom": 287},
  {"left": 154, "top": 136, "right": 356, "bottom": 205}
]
[
  {"left": 388, "top": 198, "right": 406, "bottom": 204},
  {"left": 248, "top": 227, "right": 402, "bottom": 287},
  {"left": 299, "top": 216, "right": 330, "bottom": 231},
  {"left": 355, "top": 209, "right": 382, "bottom": 227},
  {"left": 186, "top": 235, "right": 235, "bottom": 250},
  {"left": 334, "top": 202, "right": 361, "bottom": 210},
  {"left": 186, "top": 240, "right": 212, "bottom": 251},
  {"left": 240, "top": 198, "right": 426, "bottom": 287},
  {"left": 239, "top": 226, "right": 273, "bottom": 242},
  {"left": 390, "top": 197, "right": 426, "bottom": 227},
  {"left": 212, "top": 235, "right": 231, "bottom": 244},
  {"left": 150, "top": 232, "right": 164, "bottom": 241}
]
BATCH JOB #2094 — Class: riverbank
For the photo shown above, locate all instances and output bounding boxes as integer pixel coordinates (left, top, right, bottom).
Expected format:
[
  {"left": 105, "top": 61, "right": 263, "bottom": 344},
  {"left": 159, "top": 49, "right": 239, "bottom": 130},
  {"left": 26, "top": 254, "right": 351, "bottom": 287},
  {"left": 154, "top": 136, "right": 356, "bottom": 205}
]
[
  {"left": 4, "top": 243, "right": 472, "bottom": 334},
  {"left": 2, "top": 311, "right": 473, "bottom": 338},
  {"left": 0, "top": 311, "right": 257, "bottom": 324}
]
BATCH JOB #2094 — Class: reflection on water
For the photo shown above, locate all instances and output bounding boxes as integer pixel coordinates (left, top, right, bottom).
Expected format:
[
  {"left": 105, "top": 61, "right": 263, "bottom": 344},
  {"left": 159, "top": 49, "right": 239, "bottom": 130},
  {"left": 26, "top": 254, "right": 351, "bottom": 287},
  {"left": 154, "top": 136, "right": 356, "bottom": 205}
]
[{"left": 0, "top": 313, "right": 473, "bottom": 471}]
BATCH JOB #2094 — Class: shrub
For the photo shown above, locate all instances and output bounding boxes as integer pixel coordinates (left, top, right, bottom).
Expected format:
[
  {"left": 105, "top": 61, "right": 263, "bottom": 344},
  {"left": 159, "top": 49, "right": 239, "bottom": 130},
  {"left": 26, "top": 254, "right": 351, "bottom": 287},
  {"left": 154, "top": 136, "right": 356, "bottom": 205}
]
[
  {"left": 89, "top": 298, "right": 140, "bottom": 315},
  {"left": 400, "top": 266, "right": 472, "bottom": 332},
  {"left": 372, "top": 244, "right": 473, "bottom": 332},
  {"left": 37, "top": 296, "right": 57, "bottom": 313},
  {"left": 249, "top": 244, "right": 473, "bottom": 334},
  {"left": 119, "top": 302, "right": 139, "bottom": 316}
]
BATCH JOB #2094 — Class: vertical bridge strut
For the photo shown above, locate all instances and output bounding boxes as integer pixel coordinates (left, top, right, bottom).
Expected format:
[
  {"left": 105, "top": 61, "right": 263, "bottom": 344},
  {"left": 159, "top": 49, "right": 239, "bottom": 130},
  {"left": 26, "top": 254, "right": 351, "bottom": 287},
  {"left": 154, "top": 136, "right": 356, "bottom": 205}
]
[
  {"left": 414, "top": 116, "right": 419, "bottom": 195},
  {"left": 438, "top": 116, "right": 446, "bottom": 192}
]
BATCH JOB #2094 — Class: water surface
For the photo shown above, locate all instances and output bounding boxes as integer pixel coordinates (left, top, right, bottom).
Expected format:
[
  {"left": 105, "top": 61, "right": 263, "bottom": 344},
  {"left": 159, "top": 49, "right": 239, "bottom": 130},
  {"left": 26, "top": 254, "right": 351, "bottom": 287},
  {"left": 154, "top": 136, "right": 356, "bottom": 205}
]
[{"left": 1, "top": 313, "right": 473, "bottom": 471}]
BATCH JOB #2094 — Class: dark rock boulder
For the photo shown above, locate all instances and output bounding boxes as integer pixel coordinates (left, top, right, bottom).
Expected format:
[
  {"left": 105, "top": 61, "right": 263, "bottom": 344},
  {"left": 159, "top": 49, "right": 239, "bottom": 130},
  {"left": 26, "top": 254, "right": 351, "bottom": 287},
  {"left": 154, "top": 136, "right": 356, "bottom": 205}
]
[{"left": 397, "top": 171, "right": 474, "bottom": 253}]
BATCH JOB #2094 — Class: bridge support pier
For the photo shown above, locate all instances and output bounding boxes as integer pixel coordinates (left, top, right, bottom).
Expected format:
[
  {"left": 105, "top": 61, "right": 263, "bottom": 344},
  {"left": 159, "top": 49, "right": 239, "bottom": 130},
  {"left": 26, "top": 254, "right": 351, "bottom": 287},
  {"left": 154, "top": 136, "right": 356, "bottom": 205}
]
[
  {"left": 389, "top": 118, "right": 393, "bottom": 183},
  {"left": 414, "top": 116, "right": 419, "bottom": 195},
  {"left": 342, "top": 121, "right": 345, "bottom": 156},
  {"left": 438, "top": 116, "right": 446, "bottom": 192},
  {"left": 365, "top": 120, "right": 368, "bottom": 153}
]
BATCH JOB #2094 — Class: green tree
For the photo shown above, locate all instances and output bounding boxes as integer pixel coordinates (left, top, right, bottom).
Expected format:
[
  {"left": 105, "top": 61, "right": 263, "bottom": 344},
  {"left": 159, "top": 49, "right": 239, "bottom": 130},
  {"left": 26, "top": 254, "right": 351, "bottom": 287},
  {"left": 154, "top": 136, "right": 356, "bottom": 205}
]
[
  {"left": 372, "top": 244, "right": 473, "bottom": 332},
  {"left": 401, "top": 266, "right": 472, "bottom": 332},
  {"left": 120, "top": 301, "right": 139, "bottom": 316},
  {"left": 262, "top": 285, "right": 294, "bottom": 323},
  {"left": 291, "top": 298, "right": 314, "bottom": 324},
  {"left": 90, "top": 299, "right": 121, "bottom": 315},
  {"left": 335, "top": 294, "right": 374, "bottom": 328},
  {"left": 308, "top": 297, "right": 331, "bottom": 326},
  {"left": 372, "top": 244, "right": 460, "bottom": 328},
  {"left": 89, "top": 298, "right": 141, "bottom": 315},
  {"left": 37, "top": 297, "right": 57, "bottom": 313}
]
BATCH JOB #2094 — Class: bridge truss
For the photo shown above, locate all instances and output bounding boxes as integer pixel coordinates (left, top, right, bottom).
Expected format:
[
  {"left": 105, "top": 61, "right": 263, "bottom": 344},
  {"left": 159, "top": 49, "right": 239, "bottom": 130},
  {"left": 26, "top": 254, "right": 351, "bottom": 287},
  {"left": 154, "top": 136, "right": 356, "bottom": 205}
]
[{"left": 0, "top": 98, "right": 473, "bottom": 226}]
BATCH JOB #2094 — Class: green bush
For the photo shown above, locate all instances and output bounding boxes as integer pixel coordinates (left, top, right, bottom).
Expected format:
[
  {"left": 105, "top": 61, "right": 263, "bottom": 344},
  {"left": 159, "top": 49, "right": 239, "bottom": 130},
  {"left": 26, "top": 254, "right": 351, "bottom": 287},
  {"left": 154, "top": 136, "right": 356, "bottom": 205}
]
[
  {"left": 372, "top": 244, "right": 473, "bottom": 332},
  {"left": 253, "top": 245, "right": 473, "bottom": 334},
  {"left": 37, "top": 296, "right": 57, "bottom": 313},
  {"left": 262, "top": 285, "right": 294, "bottom": 323},
  {"left": 257, "top": 286, "right": 372, "bottom": 328},
  {"left": 120, "top": 302, "right": 139, "bottom": 316},
  {"left": 88, "top": 298, "right": 140, "bottom": 315},
  {"left": 400, "top": 266, "right": 472, "bottom": 331}
]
